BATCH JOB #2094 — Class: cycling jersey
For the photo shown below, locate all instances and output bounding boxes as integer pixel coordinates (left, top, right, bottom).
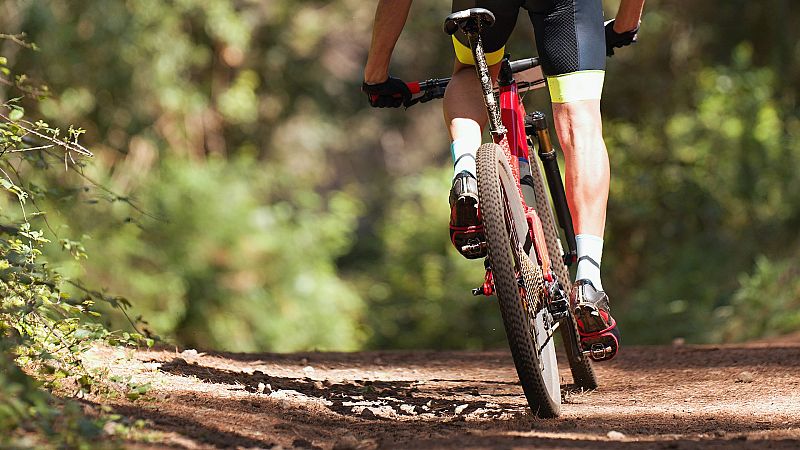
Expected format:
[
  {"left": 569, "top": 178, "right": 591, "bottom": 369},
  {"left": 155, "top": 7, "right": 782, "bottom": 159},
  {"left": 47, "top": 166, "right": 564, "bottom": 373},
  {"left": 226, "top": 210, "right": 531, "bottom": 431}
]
[{"left": 451, "top": 0, "right": 606, "bottom": 103}]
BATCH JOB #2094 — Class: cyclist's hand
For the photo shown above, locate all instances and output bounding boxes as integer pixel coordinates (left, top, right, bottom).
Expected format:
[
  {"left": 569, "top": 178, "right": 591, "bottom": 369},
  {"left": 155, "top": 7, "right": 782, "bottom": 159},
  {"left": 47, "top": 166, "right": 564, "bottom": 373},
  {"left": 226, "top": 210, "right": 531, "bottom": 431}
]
[
  {"left": 362, "top": 76, "right": 411, "bottom": 108},
  {"left": 604, "top": 19, "right": 639, "bottom": 57}
]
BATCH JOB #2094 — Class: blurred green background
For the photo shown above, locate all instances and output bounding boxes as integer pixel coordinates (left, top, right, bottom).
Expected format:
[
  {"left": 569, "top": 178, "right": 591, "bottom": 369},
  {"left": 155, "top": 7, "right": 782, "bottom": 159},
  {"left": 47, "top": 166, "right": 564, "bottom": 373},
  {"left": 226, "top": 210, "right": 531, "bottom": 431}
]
[{"left": 1, "top": 0, "right": 799, "bottom": 352}]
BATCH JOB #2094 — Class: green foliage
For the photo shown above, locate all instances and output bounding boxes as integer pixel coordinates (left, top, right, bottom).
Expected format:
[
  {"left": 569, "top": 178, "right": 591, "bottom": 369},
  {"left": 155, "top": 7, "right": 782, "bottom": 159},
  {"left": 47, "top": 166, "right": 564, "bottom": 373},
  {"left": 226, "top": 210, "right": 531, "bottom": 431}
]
[
  {"left": 713, "top": 254, "right": 800, "bottom": 342},
  {"left": 50, "top": 154, "right": 366, "bottom": 352},
  {"left": 351, "top": 168, "right": 507, "bottom": 350},
  {"left": 0, "top": 34, "right": 146, "bottom": 448},
  {"left": 604, "top": 41, "right": 800, "bottom": 343}
]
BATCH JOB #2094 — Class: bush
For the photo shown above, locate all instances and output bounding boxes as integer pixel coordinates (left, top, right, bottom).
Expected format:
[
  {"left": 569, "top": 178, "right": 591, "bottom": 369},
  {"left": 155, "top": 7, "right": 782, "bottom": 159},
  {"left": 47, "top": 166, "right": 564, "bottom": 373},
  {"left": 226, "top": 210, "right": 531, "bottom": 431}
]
[{"left": 46, "top": 154, "right": 367, "bottom": 352}]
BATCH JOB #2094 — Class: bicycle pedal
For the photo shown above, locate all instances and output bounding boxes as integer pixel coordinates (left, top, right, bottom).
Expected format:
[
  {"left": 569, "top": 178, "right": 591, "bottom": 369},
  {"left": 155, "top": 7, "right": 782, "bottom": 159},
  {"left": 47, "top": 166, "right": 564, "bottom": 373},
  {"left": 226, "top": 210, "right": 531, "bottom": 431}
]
[
  {"left": 460, "top": 240, "right": 487, "bottom": 257},
  {"left": 451, "top": 228, "right": 488, "bottom": 259},
  {"left": 584, "top": 343, "right": 612, "bottom": 361},
  {"left": 580, "top": 332, "right": 619, "bottom": 362}
]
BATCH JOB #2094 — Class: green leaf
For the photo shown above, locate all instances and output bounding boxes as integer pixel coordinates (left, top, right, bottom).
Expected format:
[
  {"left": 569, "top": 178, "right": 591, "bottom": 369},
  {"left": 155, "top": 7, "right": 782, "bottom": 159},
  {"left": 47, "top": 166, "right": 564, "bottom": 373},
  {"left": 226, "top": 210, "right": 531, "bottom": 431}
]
[{"left": 8, "top": 108, "right": 24, "bottom": 121}]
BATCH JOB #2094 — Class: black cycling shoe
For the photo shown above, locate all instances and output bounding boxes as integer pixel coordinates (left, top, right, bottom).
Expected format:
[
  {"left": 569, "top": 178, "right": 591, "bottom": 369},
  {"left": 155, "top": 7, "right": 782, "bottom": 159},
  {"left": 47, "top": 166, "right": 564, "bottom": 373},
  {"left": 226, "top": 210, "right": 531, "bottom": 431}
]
[
  {"left": 571, "top": 279, "right": 620, "bottom": 361},
  {"left": 449, "top": 171, "right": 486, "bottom": 259}
]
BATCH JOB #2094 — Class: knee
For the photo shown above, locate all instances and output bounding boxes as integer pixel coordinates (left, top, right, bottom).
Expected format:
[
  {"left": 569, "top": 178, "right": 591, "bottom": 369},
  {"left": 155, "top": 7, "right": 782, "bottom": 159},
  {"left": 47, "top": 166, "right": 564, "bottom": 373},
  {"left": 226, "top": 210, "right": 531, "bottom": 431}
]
[{"left": 552, "top": 101, "right": 604, "bottom": 147}]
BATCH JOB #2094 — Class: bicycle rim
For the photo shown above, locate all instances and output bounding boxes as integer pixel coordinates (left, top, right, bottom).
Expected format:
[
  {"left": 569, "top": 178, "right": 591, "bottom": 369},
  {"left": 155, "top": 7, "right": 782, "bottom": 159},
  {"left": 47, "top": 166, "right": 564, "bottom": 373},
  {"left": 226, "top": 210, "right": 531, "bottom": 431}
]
[
  {"left": 528, "top": 151, "right": 598, "bottom": 390},
  {"left": 476, "top": 142, "right": 561, "bottom": 418}
]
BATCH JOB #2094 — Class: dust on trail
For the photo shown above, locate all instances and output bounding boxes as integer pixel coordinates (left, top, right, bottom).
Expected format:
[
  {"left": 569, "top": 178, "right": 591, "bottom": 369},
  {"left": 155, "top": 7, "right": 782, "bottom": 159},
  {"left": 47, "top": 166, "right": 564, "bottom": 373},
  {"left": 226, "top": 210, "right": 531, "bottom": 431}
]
[{"left": 87, "top": 340, "right": 800, "bottom": 449}]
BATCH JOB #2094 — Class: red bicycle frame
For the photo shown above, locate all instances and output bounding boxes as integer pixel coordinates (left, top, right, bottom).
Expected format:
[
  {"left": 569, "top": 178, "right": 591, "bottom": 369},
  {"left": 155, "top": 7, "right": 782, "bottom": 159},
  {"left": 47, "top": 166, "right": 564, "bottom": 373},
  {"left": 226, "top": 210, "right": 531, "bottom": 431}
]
[{"left": 496, "top": 77, "right": 553, "bottom": 279}]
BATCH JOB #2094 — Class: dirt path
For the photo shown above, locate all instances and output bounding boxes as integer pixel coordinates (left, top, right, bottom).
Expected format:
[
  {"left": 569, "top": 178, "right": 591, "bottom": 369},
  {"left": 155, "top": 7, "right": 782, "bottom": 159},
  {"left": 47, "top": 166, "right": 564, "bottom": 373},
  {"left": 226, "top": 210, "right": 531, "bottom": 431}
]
[{"left": 89, "top": 340, "right": 800, "bottom": 449}]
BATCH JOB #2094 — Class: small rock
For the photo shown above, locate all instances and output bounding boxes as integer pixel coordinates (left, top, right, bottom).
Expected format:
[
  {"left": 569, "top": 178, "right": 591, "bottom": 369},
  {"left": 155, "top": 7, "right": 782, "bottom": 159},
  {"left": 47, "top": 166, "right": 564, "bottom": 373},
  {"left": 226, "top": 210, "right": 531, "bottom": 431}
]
[
  {"left": 373, "top": 357, "right": 384, "bottom": 365},
  {"left": 257, "top": 382, "right": 270, "bottom": 394},
  {"left": 313, "top": 381, "right": 325, "bottom": 390},
  {"left": 714, "top": 430, "right": 726, "bottom": 437},
  {"left": 300, "top": 357, "right": 309, "bottom": 364},
  {"left": 454, "top": 404, "right": 469, "bottom": 415},
  {"left": 607, "top": 431, "right": 626, "bottom": 441},
  {"left": 735, "top": 371, "right": 755, "bottom": 383},
  {"left": 672, "top": 337, "right": 686, "bottom": 347},
  {"left": 360, "top": 408, "right": 377, "bottom": 420},
  {"left": 181, "top": 349, "right": 199, "bottom": 357},
  {"left": 303, "top": 366, "right": 315, "bottom": 375},
  {"left": 399, "top": 404, "right": 417, "bottom": 415}
]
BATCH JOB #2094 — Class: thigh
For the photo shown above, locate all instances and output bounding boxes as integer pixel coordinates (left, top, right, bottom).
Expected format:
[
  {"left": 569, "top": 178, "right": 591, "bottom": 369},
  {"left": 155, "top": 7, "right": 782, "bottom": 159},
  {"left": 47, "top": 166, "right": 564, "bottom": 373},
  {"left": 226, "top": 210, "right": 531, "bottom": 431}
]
[
  {"left": 525, "top": 0, "right": 605, "bottom": 103},
  {"left": 525, "top": 0, "right": 605, "bottom": 75},
  {"left": 451, "top": 0, "right": 525, "bottom": 65}
]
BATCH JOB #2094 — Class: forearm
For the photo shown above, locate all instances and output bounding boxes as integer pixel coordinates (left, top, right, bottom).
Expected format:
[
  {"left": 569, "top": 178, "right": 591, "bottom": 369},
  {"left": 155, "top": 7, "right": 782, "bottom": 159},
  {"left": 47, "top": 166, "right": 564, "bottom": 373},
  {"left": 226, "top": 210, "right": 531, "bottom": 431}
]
[
  {"left": 364, "top": 0, "right": 413, "bottom": 84},
  {"left": 613, "top": 0, "right": 645, "bottom": 33}
]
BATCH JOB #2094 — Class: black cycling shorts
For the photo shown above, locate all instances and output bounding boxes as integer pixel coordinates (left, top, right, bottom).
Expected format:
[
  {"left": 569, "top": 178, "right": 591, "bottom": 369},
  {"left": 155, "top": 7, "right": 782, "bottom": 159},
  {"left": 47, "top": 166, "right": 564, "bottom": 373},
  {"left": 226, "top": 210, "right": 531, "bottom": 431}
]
[{"left": 451, "top": 0, "right": 605, "bottom": 102}]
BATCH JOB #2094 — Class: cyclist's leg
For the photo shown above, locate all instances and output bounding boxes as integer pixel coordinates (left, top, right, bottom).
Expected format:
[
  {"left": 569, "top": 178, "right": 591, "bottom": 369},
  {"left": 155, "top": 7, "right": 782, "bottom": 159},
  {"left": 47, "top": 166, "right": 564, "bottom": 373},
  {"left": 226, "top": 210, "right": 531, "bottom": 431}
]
[
  {"left": 527, "top": 0, "right": 608, "bottom": 286},
  {"left": 526, "top": 0, "right": 619, "bottom": 359},
  {"left": 445, "top": 0, "right": 522, "bottom": 259},
  {"left": 444, "top": 60, "right": 501, "bottom": 158},
  {"left": 446, "top": 0, "right": 521, "bottom": 174},
  {"left": 551, "top": 100, "right": 608, "bottom": 241}
]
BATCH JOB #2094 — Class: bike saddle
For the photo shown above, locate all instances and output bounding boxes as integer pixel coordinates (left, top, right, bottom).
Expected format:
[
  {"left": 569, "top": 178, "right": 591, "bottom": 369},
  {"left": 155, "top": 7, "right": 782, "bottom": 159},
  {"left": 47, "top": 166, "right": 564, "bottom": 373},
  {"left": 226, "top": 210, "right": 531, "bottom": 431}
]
[{"left": 444, "top": 8, "right": 496, "bottom": 35}]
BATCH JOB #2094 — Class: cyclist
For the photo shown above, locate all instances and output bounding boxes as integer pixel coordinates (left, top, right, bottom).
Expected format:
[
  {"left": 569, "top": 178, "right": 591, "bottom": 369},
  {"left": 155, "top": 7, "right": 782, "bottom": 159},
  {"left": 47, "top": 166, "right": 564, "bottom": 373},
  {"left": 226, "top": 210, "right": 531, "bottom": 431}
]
[{"left": 362, "top": 0, "right": 644, "bottom": 360}]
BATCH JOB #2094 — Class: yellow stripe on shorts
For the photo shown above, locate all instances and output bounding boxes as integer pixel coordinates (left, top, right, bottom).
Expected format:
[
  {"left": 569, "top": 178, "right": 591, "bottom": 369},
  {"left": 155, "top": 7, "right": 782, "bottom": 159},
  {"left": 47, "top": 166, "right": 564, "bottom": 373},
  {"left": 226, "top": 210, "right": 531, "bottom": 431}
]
[
  {"left": 452, "top": 36, "right": 505, "bottom": 66},
  {"left": 546, "top": 70, "right": 605, "bottom": 103}
]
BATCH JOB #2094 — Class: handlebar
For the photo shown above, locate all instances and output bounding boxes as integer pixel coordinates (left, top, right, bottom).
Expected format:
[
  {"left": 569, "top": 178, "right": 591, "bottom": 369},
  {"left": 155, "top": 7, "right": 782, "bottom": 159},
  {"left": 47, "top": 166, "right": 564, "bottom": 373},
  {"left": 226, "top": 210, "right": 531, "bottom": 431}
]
[{"left": 405, "top": 57, "right": 543, "bottom": 107}]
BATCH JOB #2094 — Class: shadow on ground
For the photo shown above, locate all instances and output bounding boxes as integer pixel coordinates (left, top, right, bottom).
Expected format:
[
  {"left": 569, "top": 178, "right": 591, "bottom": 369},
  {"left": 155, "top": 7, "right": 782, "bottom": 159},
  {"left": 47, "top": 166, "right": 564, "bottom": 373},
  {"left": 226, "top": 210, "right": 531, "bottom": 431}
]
[{"left": 106, "top": 345, "right": 800, "bottom": 449}]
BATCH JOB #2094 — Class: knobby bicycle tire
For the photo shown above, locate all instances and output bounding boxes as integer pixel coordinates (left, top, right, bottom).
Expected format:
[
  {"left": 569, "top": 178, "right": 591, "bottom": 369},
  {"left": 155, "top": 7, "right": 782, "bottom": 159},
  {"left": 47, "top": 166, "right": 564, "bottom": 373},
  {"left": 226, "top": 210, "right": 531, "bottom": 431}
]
[
  {"left": 527, "top": 152, "right": 598, "bottom": 390},
  {"left": 476, "top": 142, "right": 561, "bottom": 418}
]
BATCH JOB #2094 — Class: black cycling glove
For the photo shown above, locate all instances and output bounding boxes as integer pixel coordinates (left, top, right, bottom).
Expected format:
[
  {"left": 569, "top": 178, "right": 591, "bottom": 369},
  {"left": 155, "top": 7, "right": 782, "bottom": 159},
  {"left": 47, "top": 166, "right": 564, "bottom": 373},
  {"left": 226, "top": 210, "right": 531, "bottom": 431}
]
[
  {"left": 604, "top": 19, "right": 639, "bottom": 57},
  {"left": 362, "top": 76, "right": 411, "bottom": 108}
]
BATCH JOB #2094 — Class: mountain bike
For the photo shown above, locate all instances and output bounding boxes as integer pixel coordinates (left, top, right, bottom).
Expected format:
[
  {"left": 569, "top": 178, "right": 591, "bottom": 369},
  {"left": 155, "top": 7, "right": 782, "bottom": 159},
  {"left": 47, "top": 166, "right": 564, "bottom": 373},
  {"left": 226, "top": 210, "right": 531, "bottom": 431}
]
[{"left": 404, "top": 8, "right": 599, "bottom": 418}]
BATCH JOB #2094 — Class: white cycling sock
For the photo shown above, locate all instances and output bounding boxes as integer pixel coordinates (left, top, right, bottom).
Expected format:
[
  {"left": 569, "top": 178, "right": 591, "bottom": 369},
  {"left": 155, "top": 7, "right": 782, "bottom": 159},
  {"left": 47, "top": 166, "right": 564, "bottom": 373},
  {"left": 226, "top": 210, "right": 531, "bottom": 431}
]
[
  {"left": 575, "top": 234, "right": 604, "bottom": 291},
  {"left": 451, "top": 138, "right": 477, "bottom": 178}
]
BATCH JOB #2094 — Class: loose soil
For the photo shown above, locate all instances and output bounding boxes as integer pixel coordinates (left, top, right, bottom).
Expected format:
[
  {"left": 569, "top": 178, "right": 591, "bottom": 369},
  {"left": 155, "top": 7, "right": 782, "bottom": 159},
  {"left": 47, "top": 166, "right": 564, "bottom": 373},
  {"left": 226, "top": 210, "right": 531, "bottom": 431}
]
[{"left": 86, "top": 339, "right": 800, "bottom": 449}]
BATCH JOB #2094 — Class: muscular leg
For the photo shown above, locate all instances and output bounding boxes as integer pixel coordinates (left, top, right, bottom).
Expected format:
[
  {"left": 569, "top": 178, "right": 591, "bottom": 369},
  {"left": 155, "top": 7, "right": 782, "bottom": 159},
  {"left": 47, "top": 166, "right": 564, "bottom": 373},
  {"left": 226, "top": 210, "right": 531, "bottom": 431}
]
[
  {"left": 552, "top": 99, "right": 609, "bottom": 290},
  {"left": 551, "top": 100, "right": 609, "bottom": 237}
]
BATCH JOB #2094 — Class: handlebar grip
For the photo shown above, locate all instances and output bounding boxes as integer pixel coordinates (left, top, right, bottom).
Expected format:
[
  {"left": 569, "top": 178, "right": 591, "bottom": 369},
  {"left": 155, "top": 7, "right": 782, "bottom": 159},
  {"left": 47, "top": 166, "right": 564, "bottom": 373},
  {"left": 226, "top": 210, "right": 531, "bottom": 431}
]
[{"left": 406, "top": 82, "right": 421, "bottom": 95}]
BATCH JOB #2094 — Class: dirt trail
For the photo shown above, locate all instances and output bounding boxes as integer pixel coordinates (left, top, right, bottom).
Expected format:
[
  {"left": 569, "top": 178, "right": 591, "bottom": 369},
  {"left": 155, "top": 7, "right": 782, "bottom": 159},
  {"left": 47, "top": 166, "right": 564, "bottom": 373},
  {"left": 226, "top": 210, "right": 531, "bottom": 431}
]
[{"left": 90, "top": 340, "right": 800, "bottom": 449}]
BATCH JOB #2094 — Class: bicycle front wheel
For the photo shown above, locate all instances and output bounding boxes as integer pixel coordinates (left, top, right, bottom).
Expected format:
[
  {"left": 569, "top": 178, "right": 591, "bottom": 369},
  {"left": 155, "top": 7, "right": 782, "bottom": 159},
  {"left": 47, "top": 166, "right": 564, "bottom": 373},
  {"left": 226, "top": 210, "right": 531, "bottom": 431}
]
[{"left": 476, "top": 142, "right": 561, "bottom": 418}]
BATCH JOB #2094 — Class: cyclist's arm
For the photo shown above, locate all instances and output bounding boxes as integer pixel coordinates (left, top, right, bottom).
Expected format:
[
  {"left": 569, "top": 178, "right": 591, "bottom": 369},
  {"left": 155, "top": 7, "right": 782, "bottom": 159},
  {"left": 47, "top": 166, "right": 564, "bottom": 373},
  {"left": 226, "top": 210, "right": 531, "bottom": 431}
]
[
  {"left": 364, "top": 0, "right": 413, "bottom": 84},
  {"left": 613, "top": 0, "right": 645, "bottom": 32}
]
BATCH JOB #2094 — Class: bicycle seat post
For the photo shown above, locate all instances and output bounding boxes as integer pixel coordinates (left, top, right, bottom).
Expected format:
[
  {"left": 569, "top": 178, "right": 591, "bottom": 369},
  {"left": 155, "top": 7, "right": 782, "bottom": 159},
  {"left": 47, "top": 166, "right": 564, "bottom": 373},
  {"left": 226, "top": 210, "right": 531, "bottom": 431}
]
[{"left": 444, "top": 8, "right": 506, "bottom": 136}]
